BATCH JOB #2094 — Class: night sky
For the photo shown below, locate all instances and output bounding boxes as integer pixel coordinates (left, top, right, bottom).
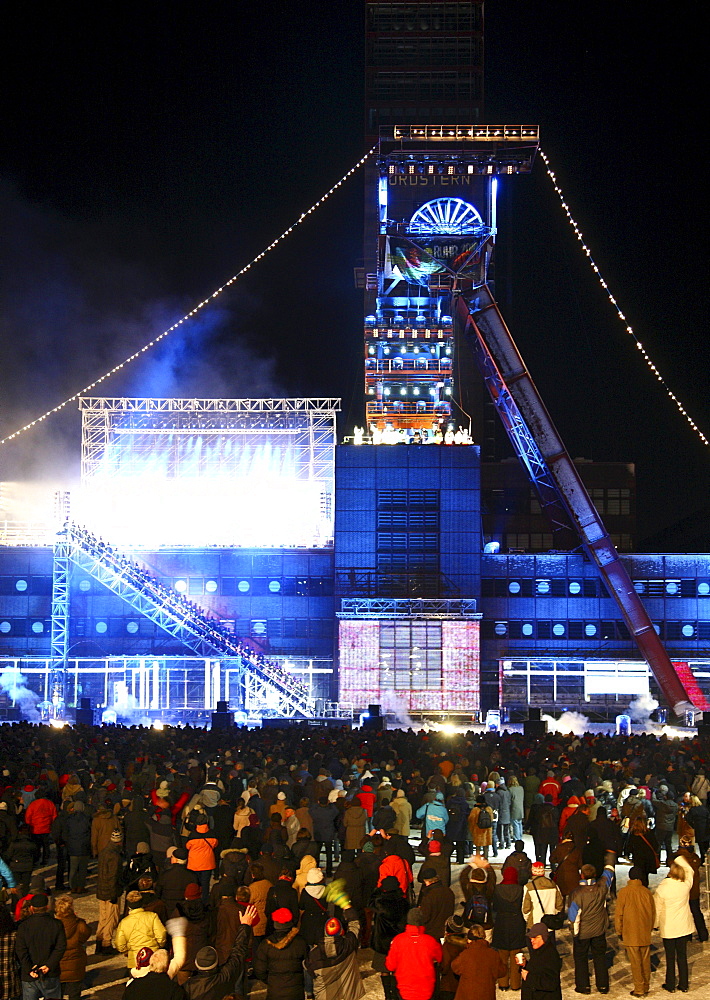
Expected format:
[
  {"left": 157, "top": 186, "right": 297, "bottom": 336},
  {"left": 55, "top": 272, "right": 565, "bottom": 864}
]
[{"left": 1, "top": 3, "right": 708, "bottom": 545}]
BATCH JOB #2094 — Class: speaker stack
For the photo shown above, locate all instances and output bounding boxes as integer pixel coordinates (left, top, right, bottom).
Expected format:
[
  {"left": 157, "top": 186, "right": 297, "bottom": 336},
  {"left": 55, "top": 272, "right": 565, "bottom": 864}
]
[
  {"left": 523, "top": 707, "right": 548, "bottom": 737},
  {"left": 211, "top": 700, "right": 234, "bottom": 730},
  {"left": 74, "top": 697, "right": 94, "bottom": 726},
  {"left": 363, "top": 703, "right": 384, "bottom": 731}
]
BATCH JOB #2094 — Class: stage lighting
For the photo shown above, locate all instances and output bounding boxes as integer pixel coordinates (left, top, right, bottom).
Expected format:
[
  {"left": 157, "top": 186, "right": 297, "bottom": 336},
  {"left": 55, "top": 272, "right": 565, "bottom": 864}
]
[{"left": 152, "top": 719, "right": 164, "bottom": 731}]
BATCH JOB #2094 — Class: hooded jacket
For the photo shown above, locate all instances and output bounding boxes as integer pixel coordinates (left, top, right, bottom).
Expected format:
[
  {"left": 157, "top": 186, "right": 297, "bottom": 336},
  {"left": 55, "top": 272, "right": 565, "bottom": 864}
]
[
  {"left": 567, "top": 867, "right": 614, "bottom": 939},
  {"left": 654, "top": 875, "right": 694, "bottom": 939},
  {"left": 305, "top": 909, "right": 364, "bottom": 1000},
  {"left": 386, "top": 923, "right": 443, "bottom": 1000},
  {"left": 253, "top": 924, "right": 309, "bottom": 1000},
  {"left": 415, "top": 793, "right": 448, "bottom": 837},
  {"left": 451, "top": 938, "right": 507, "bottom": 1000},
  {"left": 522, "top": 875, "right": 564, "bottom": 928},
  {"left": 491, "top": 869, "right": 527, "bottom": 951},
  {"left": 520, "top": 936, "right": 563, "bottom": 1000},
  {"left": 57, "top": 911, "right": 91, "bottom": 983},
  {"left": 113, "top": 907, "right": 167, "bottom": 968}
]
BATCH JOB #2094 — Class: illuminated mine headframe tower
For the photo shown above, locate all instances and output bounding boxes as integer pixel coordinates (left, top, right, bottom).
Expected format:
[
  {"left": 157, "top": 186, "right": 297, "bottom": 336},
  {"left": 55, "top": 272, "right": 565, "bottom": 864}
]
[{"left": 364, "top": 125, "right": 539, "bottom": 440}]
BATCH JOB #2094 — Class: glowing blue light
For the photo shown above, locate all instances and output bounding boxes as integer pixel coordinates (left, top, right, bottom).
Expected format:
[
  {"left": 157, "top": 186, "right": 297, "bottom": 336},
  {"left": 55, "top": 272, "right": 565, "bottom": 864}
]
[
  {"left": 682, "top": 624, "right": 695, "bottom": 637},
  {"left": 508, "top": 580, "right": 520, "bottom": 593},
  {"left": 666, "top": 581, "right": 679, "bottom": 595},
  {"left": 238, "top": 580, "right": 250, "bottom": 593},
  {"left": 268, "top": 580, "right": 281, "bottom": 593},
  {"left": 408, "top": 198, "right": 484, "bottom": 236},
  {"left": 205, "top": 580, "right": 218, "bottom": 593},
  {"left": 552, "top": 624, "right": 565, "bottom": 636},
  {"left": 126, "top": 621, "right": 139, "bottom": 634},
  {"left": 569, "top": 581, "right": 581, "bottom": 594},
  {"left": 31, "top": 621, "right": 44, "bottom": 633},
  {"left": 174, "top": 579, "right": 187, "bottom": 593},
  {"left": 95, "top": 621, "right": 107, "bottom": 634},
  {"left": 522, "top": 624, "right": 534, "bottom": 636},
  {"left": 15, "top": 579, "right": 27, "bottom": 592},
  {"left": 536, "top": 579, "right": 550, "bottom": 594},
  {"left": 699, "top": 582, "right": 710, "bottom": 595},
  {"left": 585, "top": 624, "right": 597, "bottom": 637},
  {"left": 101, "top": 709, "right": 118, "bottom": 725}
]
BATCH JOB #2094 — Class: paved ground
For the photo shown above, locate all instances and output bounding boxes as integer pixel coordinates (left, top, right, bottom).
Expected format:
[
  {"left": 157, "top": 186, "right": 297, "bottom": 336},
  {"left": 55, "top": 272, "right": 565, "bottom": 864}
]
[{"left": 37, "top": 833, "right": 709, "bottom": 999}]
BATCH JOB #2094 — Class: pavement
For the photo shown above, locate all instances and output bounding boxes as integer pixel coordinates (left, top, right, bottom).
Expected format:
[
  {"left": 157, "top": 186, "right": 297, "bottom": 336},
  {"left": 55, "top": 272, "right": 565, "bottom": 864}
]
[{"left": 32, "top": 832, "right": 709, "bottom": 999}]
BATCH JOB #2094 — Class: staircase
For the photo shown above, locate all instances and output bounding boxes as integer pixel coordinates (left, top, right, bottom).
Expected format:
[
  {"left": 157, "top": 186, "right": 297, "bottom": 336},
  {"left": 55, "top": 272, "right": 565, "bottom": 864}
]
[{"left": 59, "top": 523, "right": 318, "bottom": 718}]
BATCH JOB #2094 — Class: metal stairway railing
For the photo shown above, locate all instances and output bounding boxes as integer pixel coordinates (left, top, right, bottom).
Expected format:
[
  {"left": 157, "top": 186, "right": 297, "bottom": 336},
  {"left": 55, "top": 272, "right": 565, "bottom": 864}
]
[{"left": 60, "top": 522, "right": 317, "bottom": 717}]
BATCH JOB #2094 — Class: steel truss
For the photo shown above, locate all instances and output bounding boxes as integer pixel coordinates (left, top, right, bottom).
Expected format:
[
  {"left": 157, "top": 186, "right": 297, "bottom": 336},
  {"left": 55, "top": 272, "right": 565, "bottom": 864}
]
[
  {"left": 58, "top": 524, "right": 319, "bottom": 717},
  {"left": 80, "top": 398, "right": 340, "bottom": 484},
  {"left": 49, "top": 536, "right": 70, "bottom": 711}
]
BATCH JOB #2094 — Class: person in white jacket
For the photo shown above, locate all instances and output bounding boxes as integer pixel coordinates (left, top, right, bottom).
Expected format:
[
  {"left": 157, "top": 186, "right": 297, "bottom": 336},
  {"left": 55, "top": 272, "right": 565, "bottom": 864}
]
[{"left": 653, "top": 861, "right": 694, "bottom": 993}]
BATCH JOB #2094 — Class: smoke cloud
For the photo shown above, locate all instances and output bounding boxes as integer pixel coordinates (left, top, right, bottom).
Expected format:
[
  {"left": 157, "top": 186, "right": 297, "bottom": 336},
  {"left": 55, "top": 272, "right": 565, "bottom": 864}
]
[
  {"left": 0, "top": 667, "right": 41, "bottom": 720},
  {"left": 0, "top": 180, "right": 284, "bottom": 484},
  {"left": 542, "top": 710, "right": 591, "bottom": 737}
]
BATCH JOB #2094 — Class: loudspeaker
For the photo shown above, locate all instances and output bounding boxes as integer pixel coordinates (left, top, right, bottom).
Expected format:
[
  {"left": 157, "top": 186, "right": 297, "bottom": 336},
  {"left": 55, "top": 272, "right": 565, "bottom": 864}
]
[
  {"left": 211, "top": 711, "right": 233, "bottom": 730},
  {"left": 523, "top": 719, "right": 548, "bottom": 737},
  {"left": 261, "top": 718, "right": 302, "bottom": 729},
  {"left": 368, "top": 704, "right": 381, "bottom": 717},
  {"left": 80, "top": 697, "right": 91, "bottom": 710},
  {"left": 74, "top": 708, "right": 93, "bottom": 725},
  {"left": 216, "top": 700, "right": 229, "bottom": 713},
  {"left": 528, "top": 708, "right": 541, "bottom": 721},
  {"left": 363, "top": 715, "right": 384, "bottom": 731}
]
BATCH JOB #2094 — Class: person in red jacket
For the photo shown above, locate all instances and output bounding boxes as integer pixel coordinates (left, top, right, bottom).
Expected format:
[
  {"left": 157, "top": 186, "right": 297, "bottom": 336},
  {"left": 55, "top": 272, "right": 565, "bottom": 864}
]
[
  {"left": 356, "top": 785, "right": 376, "bottom": 830},
  {"left": 24, "top": 793, "right": 58, "bottom": 864},
  {"left": 386, "top": 906, "right": 442, "bottom": 1000},
  {"left": 538, "top": 772, "right": 561, "bottom": 808}
]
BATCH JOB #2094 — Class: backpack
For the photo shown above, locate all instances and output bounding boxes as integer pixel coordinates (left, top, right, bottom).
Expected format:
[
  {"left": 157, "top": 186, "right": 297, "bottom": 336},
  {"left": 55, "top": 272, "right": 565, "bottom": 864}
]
[
  {"left": 477, "top": 808, "right": 492, "bottom": 829},
  {"left": 540, "top": 807, "right": 555, "bottom": 830},
  {"left": 464, "top": 891, "right": 489, "bottom": 925}
]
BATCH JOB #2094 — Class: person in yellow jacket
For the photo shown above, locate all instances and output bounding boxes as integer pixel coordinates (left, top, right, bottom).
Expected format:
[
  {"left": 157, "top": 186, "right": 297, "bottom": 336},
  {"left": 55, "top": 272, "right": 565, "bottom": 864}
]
[{"left": 113, "top": 890, "right": 167, "bottom": 970}]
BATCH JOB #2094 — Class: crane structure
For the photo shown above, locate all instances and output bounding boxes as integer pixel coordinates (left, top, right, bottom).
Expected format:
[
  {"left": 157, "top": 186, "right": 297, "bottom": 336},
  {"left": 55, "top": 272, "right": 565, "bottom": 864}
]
[{"left": 368, "top": 124, "right": 693, "bottom": 714}]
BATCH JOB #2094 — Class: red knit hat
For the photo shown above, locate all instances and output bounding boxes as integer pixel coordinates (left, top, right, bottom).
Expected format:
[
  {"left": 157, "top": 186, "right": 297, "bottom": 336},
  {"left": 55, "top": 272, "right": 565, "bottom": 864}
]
[
  {"left": 427, "top": 840, "right": 441, "bottom": 854},
  {"left": 271, "top": 907, "right": 293, "bottom": 924},
  {"left": 184, "top": 883, "right": 201, "bottom": 900}
]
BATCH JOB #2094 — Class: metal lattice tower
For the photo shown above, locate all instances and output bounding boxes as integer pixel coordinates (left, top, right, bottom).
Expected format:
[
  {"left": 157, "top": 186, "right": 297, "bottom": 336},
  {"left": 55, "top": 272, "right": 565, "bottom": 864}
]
[{"left": 50, "top": 534, "right": 71, "bottom": 715}]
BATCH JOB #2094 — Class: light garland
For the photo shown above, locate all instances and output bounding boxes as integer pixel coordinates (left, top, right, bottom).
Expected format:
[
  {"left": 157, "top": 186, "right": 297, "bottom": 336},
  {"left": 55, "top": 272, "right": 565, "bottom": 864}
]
[
  {"left": 0, "top": 144, "right": 378, "bottom": 448},
  {"left": 539, "top": 149, "right": 708, "bottom": 448}
]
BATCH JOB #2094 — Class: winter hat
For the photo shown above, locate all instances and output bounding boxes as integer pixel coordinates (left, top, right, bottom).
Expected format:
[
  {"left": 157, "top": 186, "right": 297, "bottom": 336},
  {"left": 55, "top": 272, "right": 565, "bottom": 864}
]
[
  {"left": 406, "top": 907, "right": 425, "bottom": 926},
  {"left": 419, "top": 866, "right": 438, "bottom": 881},
  {"left": 136, "top": 842, "right": 151, "bottom": 854},
  {"left": 502, "top": 867, "right": 519, "bottom": 885},
  {"left": 172, "top": 847, "right": 188, "bottom": 863},
  {"left": 110, "top": 830, "right": 123, "bottom": 842},
  {"left": 31, "top": 892, "right": 49, "bottom": 908},
  {"left": 195, "top": 946, "right": 218, "bottom": 971},
  {"left": 184, "top": 883, "right": 202, "bottom": 900},
  {"left": 271, "top": 907, "right": 293, "bottom": 926},
  {"left": 427, "top": 841, "right": 441, "bottom": 855},
  {"left": 362, "top": 840, "right": 374, "bottom": 853},
  {"left": 135, "top": 947, "right": 154, "bottom": 969},
  {"left": 446, "top": 913, "right": 466, "bottom": 935},
  {"left": 306, "top": 868, "right": 324, "bottom": 884},
  {"left": 469, "top": 868, "right": 487, "bottom": 884},
  {"left": 531, "top": 862, "right": 545, "bottom": 874},
  {"left": 526, "top": 922, "right": 549, "bottom": 941},
  {"left": 380, "top": 876, "right": 400, "bottom": 892},
  {"left": 325, "top": 917, "right": 343, "bottom": 936}
]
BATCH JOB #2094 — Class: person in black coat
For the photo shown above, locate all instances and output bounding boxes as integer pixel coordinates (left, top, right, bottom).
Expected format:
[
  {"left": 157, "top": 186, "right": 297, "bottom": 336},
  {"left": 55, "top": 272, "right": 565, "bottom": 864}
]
[
  {"left": 183, "top": 911, "right": 255, "bottom": 1000},
  {"left": 627, "top": 820, "right": 660, "bottom": 886},
  {"left": 5, "top": 824, "right": 36, "bottom": 893},
  {"left": 520, "top": 923, "right": 562, "bottom": 1000},
  {"left": 417, "top": 868, "right": 455, "bottom": 940},
  {"left": 445, "top": 788, "right": 470, "bottom": 864},
  {"left": 492, "top": 866, "right": 528, "bottom": 990},
  {"left": 64, "top": 802, "right": 92, "bottom": 893},
  {"left": 264, "top": 871, "right": 299, "bottom": 935},
  {"left": 332, "top": 850, "right": 365, "bottom": 919},
  {"left": 526, "top": 795, "right": 558, "bottom": 866},
  {"left": 370, "top": 875, "right": 409, "bottom": 972},
  {"left": 253, "top": 907, "right": 308, "bottom": 1000},
  {"left": 156, "top": 849, "right": 195, "bottom": 917},
  {"left": 686, "top": 799, "right": 709, "bottom": 863},
  {"left": 15, "top": 894, "right": 67, "bottom": 987}
]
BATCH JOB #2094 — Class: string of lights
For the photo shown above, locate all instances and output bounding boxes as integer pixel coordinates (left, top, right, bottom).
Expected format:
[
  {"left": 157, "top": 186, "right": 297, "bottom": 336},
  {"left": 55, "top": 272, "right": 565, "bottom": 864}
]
[
  {"left": 539, "top": 149, "right": 708, "bottom": 448},
  {"left": 0, "top": 144, "right": 379, "bottom": 448}
]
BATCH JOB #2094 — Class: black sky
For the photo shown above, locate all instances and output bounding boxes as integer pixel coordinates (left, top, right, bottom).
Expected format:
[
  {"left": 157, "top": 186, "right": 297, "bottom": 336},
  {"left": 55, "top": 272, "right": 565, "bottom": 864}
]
[{"left": 1, "top": 2, "right": 708, "bottom": 543}]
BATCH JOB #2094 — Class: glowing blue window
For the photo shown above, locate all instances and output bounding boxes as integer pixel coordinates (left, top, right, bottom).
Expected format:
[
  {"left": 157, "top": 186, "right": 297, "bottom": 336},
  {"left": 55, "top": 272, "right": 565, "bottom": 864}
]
[
  {"left": 205, "top": 580, "right": 218, "bottom": 594},
  {"left": 585, "top": 624, "right": 597, "bottom": 637},
  {"left": 633, "top": 581, "right": 645, "bottom": 594},
  {"left": 31, "top": 621, "right": 44, "bottom": 633},
  {"left": 96, "top": 621, "right": 108, "bottom": 634},
  {"left": 268, "top": 580, "right": 281, "bottom": 593},
  {"left": 79, "top": 579, "right": 91, "bottom": 592},
  {"left": 174, "top": 579, "right": 187, "bottom": 593},
  {"left": 568, "top": 581, "right": 581, "bottom": 595},
  {"left": 126, "top": 621, "right": 139, "bottom": 634},
  {"left": 508, "top": 581, "right": 520, "bottom": 594},
  {"left": 252, "top": 620, "right": 267, "bottom": 636},
  {"left": 0, "top": 621, "right": 11, "bottom": 633},
  {"left": 15, "top": 580, "right": 28, "bottom": 592},
  {"left": 698, "top": 582, "right": 710, "bottom": 596},
  {"left": 408, "top": 198, "right": 485, "bottom": 235},
  {"left": 494, "top": 622, "right": 507, "bottom": 636},
  {"left": 665, "top": 581, "right": 679, "bottom": 595},
  {"left": 552, "top": 624, "right": 565, "bottom": 636},
  {"left": 522, "top": 623, "right": 534, "bottom": 636},
  {"left": 536, "top": 579, "right": 550, "bottom": 594},
  {"left": 682, "top": 624, "right": 695, "bottom": 637},
  {"left": 238, "top": 580, "right": 250, "bottom": 593}
]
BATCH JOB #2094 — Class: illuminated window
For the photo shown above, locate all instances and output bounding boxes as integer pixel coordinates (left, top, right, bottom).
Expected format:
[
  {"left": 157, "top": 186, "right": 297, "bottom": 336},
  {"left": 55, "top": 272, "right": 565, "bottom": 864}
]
[
  {"left": 522, "top": 623, "right": 534, "bottom": 637},
  {"left": 552, "top": 624, "right": 566, "bottom": 637},
  {"left": 0, "top": 621, "right": 11, "bottom": 633},
  {"left": 585, "top": 624, "right": 597, "bottom": 637},
  {"left": 268, "top": 580, "right": 281, "bottom": 593},
  {"left": 508, "top": 581, "right": 520, "bottom": 594},
  {"left": 698, "top": 582, "right": 710, "bottom": 596},
  {"left": 31, "top": 621, "right": 44, "bottom": 633},
  {"left": 568, "top": 581, "right": 581, "bottom": 595},
  {"left": 96, "top": 621, "right": 108, "bottom": 634},
  {"left": 126, "top": 621, "right": 139, "bottom": 634},
  {"left": 205, "top": 580, "right": 218, "bottom": 594},
  {"left": 15, "top": 580, "right": 28, "bottom": 592},
  {"left": 79, "top": 579, "right": 91, "bottom": 592},
  {"left": 174, "top": 579, "right": 187, "bottom": 593},
  {"left": 237, "top": 580, "right": 250, "bottom": 593},
  {"left": 494, "top": 622, "right": 507, "bottom": 636},
  {"left": 682, "top": 624, "right": 695, "bottom": 638},
  {"left": 536, "top": 579, "right": 550, "bottom": 595},
  {"left": 380, "top": 620, "right": 442, "bottom": 690}
]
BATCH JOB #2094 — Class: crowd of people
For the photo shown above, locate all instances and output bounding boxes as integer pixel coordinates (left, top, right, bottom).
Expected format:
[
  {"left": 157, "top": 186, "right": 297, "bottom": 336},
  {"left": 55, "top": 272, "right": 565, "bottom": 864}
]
[{"left": 0, "top": 719, "right": 708, "bottom": 1000}]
